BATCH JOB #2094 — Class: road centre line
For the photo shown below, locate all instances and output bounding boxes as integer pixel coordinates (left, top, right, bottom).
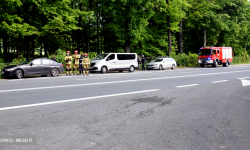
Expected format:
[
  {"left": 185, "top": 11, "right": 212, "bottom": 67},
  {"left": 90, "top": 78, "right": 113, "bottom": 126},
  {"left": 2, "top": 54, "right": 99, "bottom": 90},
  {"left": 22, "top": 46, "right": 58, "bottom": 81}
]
[
  {"left": 1, "top": 69, "right": 250, "bottom": 93},
  {"left": 211, "top": 80, "right": 228, "bottom": 83},
  {"left": 0, "top": 89, "right": 160, "bottom": 111},
  {"left": 176, "top": 84, "right": 199, "bottom": 88}
]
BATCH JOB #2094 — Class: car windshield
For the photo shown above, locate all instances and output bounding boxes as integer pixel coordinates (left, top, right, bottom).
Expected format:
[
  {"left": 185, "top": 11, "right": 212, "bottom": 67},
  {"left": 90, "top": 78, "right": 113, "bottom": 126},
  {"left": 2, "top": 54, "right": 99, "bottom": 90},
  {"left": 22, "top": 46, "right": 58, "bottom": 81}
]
[
  {"left": 19, "top": 59, "right": 33, "bottom": 65},
  {"left": 93, "top": 54, "right": 109, "bottom": 60},
  {"left": 199, "top": 49, "right": 212, "bottom": 55},
  {"left": 153, "top": 59, "right": 163, "bottom": 62}
]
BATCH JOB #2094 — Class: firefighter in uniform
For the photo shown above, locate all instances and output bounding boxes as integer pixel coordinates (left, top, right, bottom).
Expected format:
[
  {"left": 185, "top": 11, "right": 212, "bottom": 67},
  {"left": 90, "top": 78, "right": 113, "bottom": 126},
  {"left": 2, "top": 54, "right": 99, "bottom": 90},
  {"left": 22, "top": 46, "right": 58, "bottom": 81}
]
[
  {"left": 82, "top": 53, "right": 90, "bottom": 76},
  {"left": 72, "top": 50, "right": 80, "bottom": 75},
  {"left": 64, "top": 51, "right": 72, "bottom": 76}
]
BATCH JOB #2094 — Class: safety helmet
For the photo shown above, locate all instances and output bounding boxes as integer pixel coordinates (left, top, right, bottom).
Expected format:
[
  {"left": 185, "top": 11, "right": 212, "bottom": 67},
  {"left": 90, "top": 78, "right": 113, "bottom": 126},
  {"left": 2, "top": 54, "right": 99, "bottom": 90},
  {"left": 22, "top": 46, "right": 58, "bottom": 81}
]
[
  {"left": 66, "top": 51, "right": 70, "bottom": 54},
  {"left": 83, "top": 53, "right": 88, "bottom": 57},
  {"left": 74, "top": 50, "right": 78, "bottom": 54}
]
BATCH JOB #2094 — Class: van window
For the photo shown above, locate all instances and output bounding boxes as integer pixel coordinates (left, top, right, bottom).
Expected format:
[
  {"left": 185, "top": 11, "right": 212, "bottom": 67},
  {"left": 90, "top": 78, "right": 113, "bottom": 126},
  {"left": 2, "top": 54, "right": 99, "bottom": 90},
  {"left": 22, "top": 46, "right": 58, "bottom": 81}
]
[
  {"left": 107, "top": 54, "right": 115, "bottom": 60},
  {"left": 217, "top": 50, "right": 219, "bottom": 54},
  {"left": 127, "top": 54, "right": 136, "bottom": 60},
  {"left": 117, "top": 54, "right": 126, "bottom": 60}
]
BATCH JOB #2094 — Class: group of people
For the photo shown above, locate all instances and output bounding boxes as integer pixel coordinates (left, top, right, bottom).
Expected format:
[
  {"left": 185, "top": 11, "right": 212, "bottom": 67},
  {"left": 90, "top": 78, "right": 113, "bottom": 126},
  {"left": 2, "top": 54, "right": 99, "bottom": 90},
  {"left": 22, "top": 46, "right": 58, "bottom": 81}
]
[
  {"left": 137, "top": 55, "right": 146, "bottom": 70},
  {"left": 63, "top": 50, "right": 90, "bottom": 76}
]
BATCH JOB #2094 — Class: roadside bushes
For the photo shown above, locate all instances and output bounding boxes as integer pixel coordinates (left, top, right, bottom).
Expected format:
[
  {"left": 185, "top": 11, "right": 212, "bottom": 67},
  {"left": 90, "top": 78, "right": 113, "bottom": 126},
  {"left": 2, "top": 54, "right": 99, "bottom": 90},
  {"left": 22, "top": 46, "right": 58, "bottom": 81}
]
[
  {"left": 232, "top": 56, "right": 250, "bottom": 64},
  {"left": 170, "top": 52, "right": 199, "bottom": 67}
]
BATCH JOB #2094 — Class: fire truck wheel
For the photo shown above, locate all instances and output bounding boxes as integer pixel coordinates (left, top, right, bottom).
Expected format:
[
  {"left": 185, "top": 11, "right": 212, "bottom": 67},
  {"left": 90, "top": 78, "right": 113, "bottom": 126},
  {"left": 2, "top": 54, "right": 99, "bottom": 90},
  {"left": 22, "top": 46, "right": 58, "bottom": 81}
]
[
  {"left": 223, "top": 60, "right": 229, "bottom": 67},
  {"left": 200, "top": 64, "right": 205, "bottom": 67},
  {"left": 214, "top": 61, "right": 218, "bottom": 68}
]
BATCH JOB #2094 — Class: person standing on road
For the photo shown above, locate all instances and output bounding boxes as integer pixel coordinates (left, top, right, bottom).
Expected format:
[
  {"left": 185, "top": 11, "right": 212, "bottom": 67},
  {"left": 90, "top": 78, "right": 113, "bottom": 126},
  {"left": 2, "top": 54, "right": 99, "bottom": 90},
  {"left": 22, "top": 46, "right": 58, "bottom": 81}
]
[
  {"left": 79, "top": 54, "right": 83, "bottom": 75},
  {"left": 82, "top": 53, "right": 90, "bottom": 76},
  {"left": 137, "top": 56, "right": 142, "bottom": 71},
  {"left": 64, "top": 51, "right": 72, "bottom": 76},
  {"left": 51, "top": 54, "right": 56, "bottom": 61},
  {"left": 142, "top": 55, "right": 146, "bottom": 70},
  {"left": 72, "top": 50, "right": 80, "bottom": 75}
]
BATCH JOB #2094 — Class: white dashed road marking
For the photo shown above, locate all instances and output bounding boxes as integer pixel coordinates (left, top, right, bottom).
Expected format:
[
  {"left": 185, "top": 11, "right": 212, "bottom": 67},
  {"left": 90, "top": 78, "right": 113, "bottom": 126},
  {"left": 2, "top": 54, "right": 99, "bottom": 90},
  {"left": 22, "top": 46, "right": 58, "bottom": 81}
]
[
  {"left": 176, "top": 84, "right": 199, "bottom": 88},
  {"left": 211, "top": 80, "right": 228, "bottom": 83}
]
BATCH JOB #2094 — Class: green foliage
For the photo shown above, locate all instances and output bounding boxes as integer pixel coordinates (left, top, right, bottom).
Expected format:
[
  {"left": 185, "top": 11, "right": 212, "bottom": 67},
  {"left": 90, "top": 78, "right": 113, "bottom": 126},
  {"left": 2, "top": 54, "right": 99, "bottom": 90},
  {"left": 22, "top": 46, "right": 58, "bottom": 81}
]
[
  {"left": 171, "top": 53, "right": 199, "bottom": 67},
  {"left": 88, "top": 52, "right": 97, "bottom": 60}
]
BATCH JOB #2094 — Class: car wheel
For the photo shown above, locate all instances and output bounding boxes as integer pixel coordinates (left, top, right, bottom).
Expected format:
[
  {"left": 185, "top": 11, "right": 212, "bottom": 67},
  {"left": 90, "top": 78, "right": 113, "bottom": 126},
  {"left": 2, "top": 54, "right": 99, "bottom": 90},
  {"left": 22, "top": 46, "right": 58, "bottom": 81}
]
[
  {"left": 159, "top": 65, "right": 163, "bottom": 70},
  {"left": 129, "top": 66, "right": 134, "bottom": 72},
  {"left": 101, "top": 66, "right": 107, "bottom": 73},
  {"left": 51, "top": 68, "right": 59, "bottom": 76},
  {"left": 200, "top": 64, "right": 205, "bottom": 67},
  {"left": 171, "top": 64, "right": 175, "bottom": 70},
  {"left": 15, "top": 70, "right": 23, "bottom": 79}
]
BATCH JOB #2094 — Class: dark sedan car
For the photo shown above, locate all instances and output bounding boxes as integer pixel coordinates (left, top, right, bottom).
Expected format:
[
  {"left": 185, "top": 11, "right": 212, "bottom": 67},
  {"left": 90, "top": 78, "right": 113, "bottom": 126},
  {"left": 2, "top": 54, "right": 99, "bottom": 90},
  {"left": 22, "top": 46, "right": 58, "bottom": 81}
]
[{"left": 1, "top": 58, "right": 64, "bottom": 79}]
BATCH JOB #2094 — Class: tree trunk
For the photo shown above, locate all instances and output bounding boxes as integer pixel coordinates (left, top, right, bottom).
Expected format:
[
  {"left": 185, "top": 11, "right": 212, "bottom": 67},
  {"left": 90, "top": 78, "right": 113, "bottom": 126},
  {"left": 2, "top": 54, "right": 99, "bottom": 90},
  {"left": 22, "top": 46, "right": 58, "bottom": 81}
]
[
  {"left": 244, "top": 30, "right": 249, "bottom": 58},
  {"left": 97, "top": 12, "right": 100, "bottom": 54},
  {"left": 17, "top": 37, "right": 21, "bottom": 59},
  {"left": 167, "top": 0, "right": 171, "bottom": 55},
  {"left": 31, "top": 36, "right": 35, "bottom": 58},
  {"left": 25, "top": 37, "right": 30, "bottom": 59},
  {"left": 78, "top": 2, "right": 82, "bottom": 52},
  {"left": 3, "top": 34, "right": 8, "bottom": 58},
  {"left": 124, "top": 37, "right": 131, "bottom": 53},
  {"left": 44, "top": 38, "right": 48, "bottom": 58},
  {"left": 204, "top": 27, "right": 206, "bottom": 47},
  {"left": 178, "top": 19, "right": 183, "bottom": 54}
]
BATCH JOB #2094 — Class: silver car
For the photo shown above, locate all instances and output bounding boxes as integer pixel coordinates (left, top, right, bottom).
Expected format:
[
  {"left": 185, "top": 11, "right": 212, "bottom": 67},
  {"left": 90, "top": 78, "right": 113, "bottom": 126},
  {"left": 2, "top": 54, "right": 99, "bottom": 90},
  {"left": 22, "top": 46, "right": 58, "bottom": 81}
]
[{"left": 146, "top": 57, "right": 177, "bottom": 70}]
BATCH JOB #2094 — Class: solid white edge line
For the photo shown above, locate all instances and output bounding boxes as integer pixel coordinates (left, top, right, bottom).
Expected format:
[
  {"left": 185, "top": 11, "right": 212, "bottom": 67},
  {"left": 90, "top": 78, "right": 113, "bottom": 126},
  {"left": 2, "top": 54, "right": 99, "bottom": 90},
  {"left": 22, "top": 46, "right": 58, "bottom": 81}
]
[
  {"left": 2, "top": 69, "right": 250, "bottom": 93},
  {"left": 176, "top": 84, "right": 199, "bottom": 88},
  {"left": 211, "top": 80, "right": 228, "bottom": 83},
  {"left": 0, "top": 89, "right": 160, "bottom": 111}
]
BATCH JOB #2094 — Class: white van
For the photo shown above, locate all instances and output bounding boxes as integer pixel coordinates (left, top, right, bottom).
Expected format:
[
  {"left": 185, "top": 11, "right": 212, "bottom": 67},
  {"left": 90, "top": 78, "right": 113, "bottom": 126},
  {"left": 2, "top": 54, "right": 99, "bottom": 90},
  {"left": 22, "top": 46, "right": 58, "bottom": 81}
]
[{"left": 89, "top": 53, "right": 138, "bottom": 73}]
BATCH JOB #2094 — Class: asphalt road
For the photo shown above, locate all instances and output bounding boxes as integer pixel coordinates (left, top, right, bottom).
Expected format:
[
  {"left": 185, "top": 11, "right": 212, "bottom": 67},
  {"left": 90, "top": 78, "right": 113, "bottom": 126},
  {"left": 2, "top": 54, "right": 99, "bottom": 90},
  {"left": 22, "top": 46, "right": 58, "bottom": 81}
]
[{"left": 0, "top": 65, "right": 250, "bottom": 150}]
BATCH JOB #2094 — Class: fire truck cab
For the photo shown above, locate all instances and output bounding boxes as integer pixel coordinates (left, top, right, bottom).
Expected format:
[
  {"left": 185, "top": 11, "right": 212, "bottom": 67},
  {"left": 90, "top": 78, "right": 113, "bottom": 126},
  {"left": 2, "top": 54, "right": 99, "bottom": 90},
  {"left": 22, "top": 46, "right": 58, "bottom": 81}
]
[{"left": 198, "top": 47, "right": 233, "bottom": 67}]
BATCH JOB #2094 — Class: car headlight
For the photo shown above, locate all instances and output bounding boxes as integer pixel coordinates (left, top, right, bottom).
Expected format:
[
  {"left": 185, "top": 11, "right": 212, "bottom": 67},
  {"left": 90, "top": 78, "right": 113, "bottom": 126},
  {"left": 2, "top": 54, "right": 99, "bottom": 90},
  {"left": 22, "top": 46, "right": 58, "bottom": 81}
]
[{"left": 5, "top": 69, "right": 13, "bottom": 71}]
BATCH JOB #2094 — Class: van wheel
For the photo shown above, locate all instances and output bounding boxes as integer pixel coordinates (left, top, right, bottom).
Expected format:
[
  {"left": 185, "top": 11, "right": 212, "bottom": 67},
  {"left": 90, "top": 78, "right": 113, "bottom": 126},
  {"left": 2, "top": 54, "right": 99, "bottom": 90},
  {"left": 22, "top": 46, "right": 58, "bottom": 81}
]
[
  {"left": 101, "top": 66, "right": 107, "bottom": 73},
  {"left": 201, "top": 64, "right": 205, "bottom": 67},
  {"left": 129, "top": 66, "right": 134, "bottom": 72},
  {"left": 171, "top": 64, "right": 175, "bottom": 70},
  {"left": 159, "top": 65, "right": 163, "bottom": 70},
  {"left": 15, "top": 70, "right": 23, "bottom": 79}
]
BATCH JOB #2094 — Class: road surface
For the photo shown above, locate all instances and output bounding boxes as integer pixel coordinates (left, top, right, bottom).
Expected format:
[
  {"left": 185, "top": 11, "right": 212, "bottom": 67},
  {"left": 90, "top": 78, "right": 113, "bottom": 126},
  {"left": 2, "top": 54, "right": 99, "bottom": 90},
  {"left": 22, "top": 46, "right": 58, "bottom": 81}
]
[{"left": 0, "top": 65, "right": 250, "bottom": 150}]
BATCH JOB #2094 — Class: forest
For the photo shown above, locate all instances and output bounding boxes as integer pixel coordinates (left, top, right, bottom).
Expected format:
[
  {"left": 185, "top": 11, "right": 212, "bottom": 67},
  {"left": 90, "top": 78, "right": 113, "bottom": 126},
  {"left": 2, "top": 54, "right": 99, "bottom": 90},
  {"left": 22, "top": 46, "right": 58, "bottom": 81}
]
[{"left": 1, "top": 0, "right": 250, "bottom": 63}]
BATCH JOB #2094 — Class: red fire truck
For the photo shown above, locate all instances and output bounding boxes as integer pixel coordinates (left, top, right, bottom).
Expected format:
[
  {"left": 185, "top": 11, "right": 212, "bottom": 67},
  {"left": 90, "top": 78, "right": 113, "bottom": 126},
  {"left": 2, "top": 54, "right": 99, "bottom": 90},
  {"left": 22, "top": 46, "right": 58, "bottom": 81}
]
[{"left": 198, "top": 47, "right": 233, "bottom": 67}]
